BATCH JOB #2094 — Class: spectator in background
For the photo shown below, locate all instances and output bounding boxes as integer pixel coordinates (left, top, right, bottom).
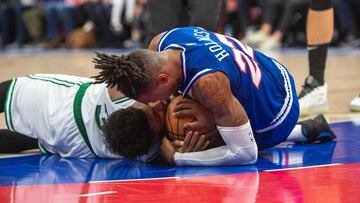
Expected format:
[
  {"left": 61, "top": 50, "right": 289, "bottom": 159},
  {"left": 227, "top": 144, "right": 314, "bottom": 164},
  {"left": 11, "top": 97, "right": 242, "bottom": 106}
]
[
  {"left": 244, "top": 0, "right": 308, "bottom": 50},
  {"left": 43, "top": 0, "right": 81, "bottom": 49},
  {"left": 66, "top": 0, "right": 139, "bottom": 48},
  {"left": 335, "top": 0, "right": 360, "bottom": 111},
  {"left": 22, "top": 0, "right": 44, "bottom": 44},
  {"left": 221, "top": 0, "right": 265, "bottom": 40},
  {"left": 144, "top": 0, "right": 222, "bottom": 47},
  {"left": 334, "top": 0, "right": 360, "bottom": 47},
  {"left": 109, "top": 0, "right": 135, "bottom": 35},
  {"left": 122, "top": 0, "right": 149, "bottom": 48},
  {"left": 0, "top": 0, "right": 33, "bottom": 48}
]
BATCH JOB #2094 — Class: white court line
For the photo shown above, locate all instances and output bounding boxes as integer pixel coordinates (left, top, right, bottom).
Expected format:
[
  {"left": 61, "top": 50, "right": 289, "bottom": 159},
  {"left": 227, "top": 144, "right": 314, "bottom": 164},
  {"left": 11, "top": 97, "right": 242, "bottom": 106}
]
[
  {"left": 0, "top": 152, "right": 40, "bottom": 159},
  {"left": 78, "top": 191, "right": 117, "bottom": 197},
  {"left": 264, "top": 163, "right": 343, "bottom": 172},
  {"left": 89, "top": 176, "right": 178, "bottom": 184}
]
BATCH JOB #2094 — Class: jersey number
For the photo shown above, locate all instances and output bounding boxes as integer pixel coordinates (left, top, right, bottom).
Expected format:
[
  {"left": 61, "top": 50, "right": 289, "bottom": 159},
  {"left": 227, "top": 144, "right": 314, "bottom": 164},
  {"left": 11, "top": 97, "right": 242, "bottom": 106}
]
[
  {"left": 95, "top": 104, "right": 108, "bottom": 129},
  {"left": 215, "top": 34, "right": 262, "bottom": 88}
]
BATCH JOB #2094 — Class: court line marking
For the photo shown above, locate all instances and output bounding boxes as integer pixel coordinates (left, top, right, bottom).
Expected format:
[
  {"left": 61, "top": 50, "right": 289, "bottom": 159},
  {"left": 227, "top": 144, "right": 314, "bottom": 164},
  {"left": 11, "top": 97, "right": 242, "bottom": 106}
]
[
  {"left": 78, "top": 191, "right": 117, "bottom": 197},
  {"left": 89, "top": 176, "right": 178, "bottom": 184},
  {"left": 0, "top": 153, "right": 40, "bottom": 159},
  {"left": 263, "top": 163, "right": 343, "bottom": 172}
]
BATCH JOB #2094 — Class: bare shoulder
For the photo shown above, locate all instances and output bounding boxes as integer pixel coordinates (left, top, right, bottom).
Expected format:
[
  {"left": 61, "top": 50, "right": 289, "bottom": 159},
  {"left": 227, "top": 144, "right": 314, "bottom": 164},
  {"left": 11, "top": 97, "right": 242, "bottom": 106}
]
[{"left": 148, "top": 32, "right": 166, "bottom": 51}]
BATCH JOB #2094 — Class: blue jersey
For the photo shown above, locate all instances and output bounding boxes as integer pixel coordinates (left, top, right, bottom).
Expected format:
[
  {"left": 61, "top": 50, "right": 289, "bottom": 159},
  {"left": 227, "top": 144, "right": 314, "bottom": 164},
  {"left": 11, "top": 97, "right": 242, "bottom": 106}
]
[{"left": 157, "top": 27, "right": 298, "bottom": 136}]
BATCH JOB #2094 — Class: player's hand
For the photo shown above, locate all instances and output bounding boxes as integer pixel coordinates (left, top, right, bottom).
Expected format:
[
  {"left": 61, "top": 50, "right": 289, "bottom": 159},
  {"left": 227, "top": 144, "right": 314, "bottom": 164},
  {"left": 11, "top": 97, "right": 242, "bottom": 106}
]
[
  {"left": 160, "top": 136, "right": 176, "bottom": 165},
  {"left": 178, "top": 131, "right": 210, "bottom": 153},
  {"left": 171, "top": 140, "right": 184, "bottom": 150},
  {"left": 173, "top": 97, "right": 216, "bottom": 130}
]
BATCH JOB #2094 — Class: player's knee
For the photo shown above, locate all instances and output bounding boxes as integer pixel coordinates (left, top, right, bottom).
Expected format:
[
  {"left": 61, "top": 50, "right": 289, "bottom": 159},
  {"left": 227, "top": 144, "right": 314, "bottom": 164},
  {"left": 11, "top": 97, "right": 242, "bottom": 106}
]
[{"left": 309, "top": 0, "right": 333, "bottom": 11}]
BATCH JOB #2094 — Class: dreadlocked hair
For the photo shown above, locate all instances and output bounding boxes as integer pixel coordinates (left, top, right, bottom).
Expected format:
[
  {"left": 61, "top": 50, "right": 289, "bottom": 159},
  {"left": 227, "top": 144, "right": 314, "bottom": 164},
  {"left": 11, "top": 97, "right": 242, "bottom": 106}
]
[{"left": 92, "top": 50, "right": 156, "bottom": 99}]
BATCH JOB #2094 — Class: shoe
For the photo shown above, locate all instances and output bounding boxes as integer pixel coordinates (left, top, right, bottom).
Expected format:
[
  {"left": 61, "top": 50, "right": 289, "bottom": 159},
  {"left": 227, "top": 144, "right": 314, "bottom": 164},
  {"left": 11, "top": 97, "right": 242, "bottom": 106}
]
[
  {"left": 243, "top": 31, "right": 268, "bottom": 46},
  {"left": 349, "top": 94, "right": 360, "bottom": 112},
  {"left": 298, "top": 114, "right": 336, "bottom": 144},
  {"left": 298, "top": 76, "right": 329, "bottom": 116},
  {"left": 259, "top": 37, "right": 280, "bottom": 51},
  {"left": 43, "top": 36, "right": 64, "bottom": 49}
]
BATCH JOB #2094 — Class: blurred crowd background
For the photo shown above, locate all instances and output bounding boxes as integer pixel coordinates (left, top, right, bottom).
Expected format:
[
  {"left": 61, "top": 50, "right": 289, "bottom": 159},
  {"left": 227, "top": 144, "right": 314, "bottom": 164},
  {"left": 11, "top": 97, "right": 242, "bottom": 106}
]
[{"left": 0, "top": 0, "right": 359, "bottom": 51}]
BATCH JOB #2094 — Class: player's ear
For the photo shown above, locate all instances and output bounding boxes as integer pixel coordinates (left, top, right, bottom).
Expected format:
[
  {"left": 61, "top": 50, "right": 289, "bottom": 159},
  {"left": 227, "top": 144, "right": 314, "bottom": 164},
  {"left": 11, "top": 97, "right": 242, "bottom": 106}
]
[{"left": 158, "top": 73, "right": 169, "bottom": 84}]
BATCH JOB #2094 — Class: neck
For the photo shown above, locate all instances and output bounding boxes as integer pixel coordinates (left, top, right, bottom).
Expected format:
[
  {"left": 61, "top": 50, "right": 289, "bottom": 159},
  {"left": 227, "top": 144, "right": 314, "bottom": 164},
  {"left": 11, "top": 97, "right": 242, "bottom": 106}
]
[
  {"left": 108, "top": 85, "right": 126, "bottom": 100},
  {"left": 163, "top": 49, "right": 182, "bottom": 85}
]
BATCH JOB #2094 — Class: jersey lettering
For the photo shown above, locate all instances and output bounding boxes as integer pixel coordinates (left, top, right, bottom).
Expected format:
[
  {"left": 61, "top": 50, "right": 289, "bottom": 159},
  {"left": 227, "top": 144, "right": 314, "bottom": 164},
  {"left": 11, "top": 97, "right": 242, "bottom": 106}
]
[
  {"left": 215, "top": 33, "right": 262, "bottom": 88},
  {"left": 194, "top": 29, "right": 230, "bottom": 62}
]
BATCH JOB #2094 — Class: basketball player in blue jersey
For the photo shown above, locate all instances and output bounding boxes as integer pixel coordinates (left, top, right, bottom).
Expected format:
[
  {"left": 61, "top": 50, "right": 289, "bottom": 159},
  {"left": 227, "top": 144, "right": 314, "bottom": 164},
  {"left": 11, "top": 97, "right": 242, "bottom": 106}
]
[{"left": 93, "top": 26, "right": 336, "bottom": 166}]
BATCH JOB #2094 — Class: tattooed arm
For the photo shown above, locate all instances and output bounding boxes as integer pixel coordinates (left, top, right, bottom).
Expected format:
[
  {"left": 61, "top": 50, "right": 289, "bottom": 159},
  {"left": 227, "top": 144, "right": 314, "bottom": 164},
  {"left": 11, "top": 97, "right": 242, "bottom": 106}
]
[
  {"left": 192, "top": 71, "right": 248, "bottom": 127},
  {"left": 171, "top": 71, "right": 257, "bottom": 166}
]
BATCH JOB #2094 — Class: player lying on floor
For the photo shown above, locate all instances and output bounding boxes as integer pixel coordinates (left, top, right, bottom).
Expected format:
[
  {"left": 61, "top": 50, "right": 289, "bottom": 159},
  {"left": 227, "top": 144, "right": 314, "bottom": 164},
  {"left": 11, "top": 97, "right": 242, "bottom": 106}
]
[
  {"left": 91, "top": 26, "right": 337, "bottom": 166},
  {"left": 0, "top": 74, "right": 223, "bottom": 160},
  {"left": 0, "top": 74, "right": 162, "bottom": 161}
]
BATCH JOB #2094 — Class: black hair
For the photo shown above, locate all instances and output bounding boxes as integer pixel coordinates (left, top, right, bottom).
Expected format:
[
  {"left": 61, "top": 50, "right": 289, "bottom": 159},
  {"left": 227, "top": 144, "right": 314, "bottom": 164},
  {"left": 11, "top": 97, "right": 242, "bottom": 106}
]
[
  {"left": 92, "top": 50, "right": 161, "bottom": 99},
  {"left": 103, "top": 107, "right": 158, "bottom": 158}
]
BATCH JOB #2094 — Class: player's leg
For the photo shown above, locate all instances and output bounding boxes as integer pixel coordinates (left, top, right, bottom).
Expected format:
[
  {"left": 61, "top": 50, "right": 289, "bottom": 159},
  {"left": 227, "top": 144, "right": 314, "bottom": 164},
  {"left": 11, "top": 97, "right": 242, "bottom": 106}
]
[
  {"left": 286, "top": 114, "right": 336, "bottom": 143},
  {"left": 0, "top": 129, "right": 38, "bottom": 153},
  {"left": 244, "top": 0, "right": 282, "bottom": 46},
  {"left": 0, "top": 80, "right": 12, "bottom": 113},
  {"left": 143, "top": 0, "right": 183, "bottom": 47},
  {"left": 0, "top": 80, "right": 38, "bottom": 153},
  {"left": 189, "top": 0, "right": 222, "bottom": 32},
  {"left": 299, "top": 0, "right": 333, "bottom": 116}
]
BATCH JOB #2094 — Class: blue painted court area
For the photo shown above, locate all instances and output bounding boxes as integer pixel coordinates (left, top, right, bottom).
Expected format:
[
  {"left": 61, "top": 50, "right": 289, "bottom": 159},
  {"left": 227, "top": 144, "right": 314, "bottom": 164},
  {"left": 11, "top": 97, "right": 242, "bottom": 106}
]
[{"left": 0, "top": 120, "right": 359, "bottom": 186}]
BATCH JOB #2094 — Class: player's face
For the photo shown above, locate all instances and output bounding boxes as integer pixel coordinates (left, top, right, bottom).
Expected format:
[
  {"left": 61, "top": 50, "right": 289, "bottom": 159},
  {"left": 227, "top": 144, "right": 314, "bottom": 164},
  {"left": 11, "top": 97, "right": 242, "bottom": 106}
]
[
  {"left": 137, "top": 74, "right": 178, "bottom": 104},
  {"left": 137, "top": 87, "right": 172, "bottom": 104},
  {"left": 133, "top": 101, "right": 166, "bottom": 134}
]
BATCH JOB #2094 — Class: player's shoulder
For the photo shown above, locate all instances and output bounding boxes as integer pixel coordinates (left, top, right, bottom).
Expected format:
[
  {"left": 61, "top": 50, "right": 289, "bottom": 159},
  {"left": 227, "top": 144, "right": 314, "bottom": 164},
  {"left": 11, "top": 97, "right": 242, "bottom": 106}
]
[
  {"left": 148, "top": 32, "right": 166, "bottom": 51},
  {"left": 149, "top": 27, "right": 201, "bottom": 51}
]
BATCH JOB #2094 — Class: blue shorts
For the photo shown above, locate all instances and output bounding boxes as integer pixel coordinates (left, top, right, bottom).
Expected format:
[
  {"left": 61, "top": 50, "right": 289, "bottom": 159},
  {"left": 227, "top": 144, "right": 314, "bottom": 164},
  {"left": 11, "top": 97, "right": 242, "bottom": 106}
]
[{"left": 254, "top": 80, "right": 300, "bottom": 150}]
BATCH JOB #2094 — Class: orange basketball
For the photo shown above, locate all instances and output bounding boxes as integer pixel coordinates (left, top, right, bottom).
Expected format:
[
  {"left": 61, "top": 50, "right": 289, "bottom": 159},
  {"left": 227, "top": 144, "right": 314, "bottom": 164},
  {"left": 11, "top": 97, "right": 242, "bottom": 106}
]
[{"left": 165, "top": 96, "right": 195, "bottom": 141}]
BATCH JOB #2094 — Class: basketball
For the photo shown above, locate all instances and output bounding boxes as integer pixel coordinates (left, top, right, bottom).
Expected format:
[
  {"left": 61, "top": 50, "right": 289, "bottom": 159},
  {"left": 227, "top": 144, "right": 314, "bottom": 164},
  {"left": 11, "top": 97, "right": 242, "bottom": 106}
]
[{"left": 165, "top": 96, "right": 195, "bottom": 141}]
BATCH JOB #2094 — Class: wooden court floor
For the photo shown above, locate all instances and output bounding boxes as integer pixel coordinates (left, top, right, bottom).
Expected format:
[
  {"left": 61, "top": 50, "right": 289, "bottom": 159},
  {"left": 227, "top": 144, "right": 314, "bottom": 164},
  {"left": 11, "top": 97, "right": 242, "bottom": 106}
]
[{"left": 0, "top": 48, "right": 359, "bottom": 129}]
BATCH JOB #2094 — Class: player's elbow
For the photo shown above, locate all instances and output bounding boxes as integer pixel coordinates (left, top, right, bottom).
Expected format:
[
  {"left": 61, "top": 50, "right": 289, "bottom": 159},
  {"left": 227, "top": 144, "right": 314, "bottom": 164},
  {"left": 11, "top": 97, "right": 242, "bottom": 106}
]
[{"left": 233, "top": 145, "right": 258, "bottom": 165}]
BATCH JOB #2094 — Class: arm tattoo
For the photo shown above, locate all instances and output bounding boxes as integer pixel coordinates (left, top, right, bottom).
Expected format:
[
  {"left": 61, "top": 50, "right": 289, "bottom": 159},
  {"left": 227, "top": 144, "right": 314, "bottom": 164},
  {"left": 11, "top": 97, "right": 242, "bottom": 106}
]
[{"left": 192, "top": 72, "right": 248, "bottom": 126}]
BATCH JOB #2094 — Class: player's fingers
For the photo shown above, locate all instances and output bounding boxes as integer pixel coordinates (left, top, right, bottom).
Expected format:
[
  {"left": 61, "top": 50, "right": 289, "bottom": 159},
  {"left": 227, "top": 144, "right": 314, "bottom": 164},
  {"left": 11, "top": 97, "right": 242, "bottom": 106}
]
[
  {"left": 177, "top": 97, "right": 194, "bottom": 104},
  {"left": 193, "top": 134, "right": 207, "bottom": 151},
  {"left": 173, "top": 109, "right": 195, "bottom": 118},
  {"left": 186, "top": 131, "right": 200, "bottom": 152},
  {"left": 182, "top": 130, "right": 193, "bottom": 151},
  {"left": 173, "top": 102, "right": 192, "bottom": 113},
  {"left": 171, "top": 140, "right": 184, "bottom": 148},
  {"left": 184, "top": 121, "right": 202, "bottom": 130},
  {"left": 201, "top": 140, "right": 211, "bottom": 151}
]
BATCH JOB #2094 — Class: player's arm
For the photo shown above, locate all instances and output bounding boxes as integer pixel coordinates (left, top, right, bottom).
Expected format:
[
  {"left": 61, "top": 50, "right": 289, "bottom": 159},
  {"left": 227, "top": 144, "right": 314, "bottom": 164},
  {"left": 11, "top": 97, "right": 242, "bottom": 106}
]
[
  {"left": 174, "top": 71, "right": 258, "bottom": 165},
  {"left": 192, "top": 72, "right": 247, "bottom": 126},
  {"left": 161, "top": 130, "right": 257, "bottom": 166},
  {"left": 148, "top": 32, "right": 165, "bottom": 51}
]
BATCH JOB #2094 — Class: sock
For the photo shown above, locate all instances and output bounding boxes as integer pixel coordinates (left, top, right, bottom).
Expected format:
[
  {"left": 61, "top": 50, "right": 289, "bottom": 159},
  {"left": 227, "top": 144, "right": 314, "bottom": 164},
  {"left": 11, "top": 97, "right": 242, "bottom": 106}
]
[
  {"left": 308, "top": 43, "right": 329, "bottom": 85},
  {"left": 309, "top": 0, "right": 332, "bottom": 11},
  {"left": 286, "top": 124, "right": 307, "bottom": 142}
]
